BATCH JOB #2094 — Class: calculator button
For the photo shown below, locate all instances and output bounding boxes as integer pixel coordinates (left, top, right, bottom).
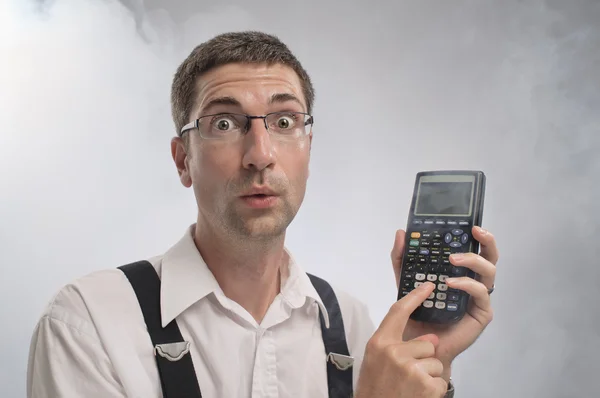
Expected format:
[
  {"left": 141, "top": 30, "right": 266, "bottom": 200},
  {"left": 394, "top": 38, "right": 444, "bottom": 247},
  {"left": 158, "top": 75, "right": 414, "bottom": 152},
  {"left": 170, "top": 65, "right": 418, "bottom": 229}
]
[
  {"left": 449, "top": 242, "right": 462, "bottom": 248},
  {"left": 447, "top": 303, "right": 459, "bottom": 311},
  {"left": 430, "top": 258, "right": 439, "bottom": 265},
  {"left": 438, "top": 283, "right": 448, "bottom": 291},
  {"left": 433, "top": 233, "right": 442, "bottom": 240},
  {"left": 420, "top": 249, "right": 430, "bottom": 255},
  {"left": 431, "top": 250, "right": 441, "bottom": 256},
  {"left": 435, "top": 301, "right": 446, "bottom": 309},
  {"left": 418, "top": 257, "right": 427, "bottom": 264},
  {"left": 409, "top": 239, "right": 420, "bottom": 247},
  {"left": 435, "top": 220, "right": 446, "bottom": 225},
  {"left": 421, "top": 241, "right": 430, "bottom": 247},
  {"left": 447, "top": 220, "right": 458, "bottom": 225},
  {"left": 413, "top": 220, "right": 423, "bottom": 225},
  {"left": 448, "top": 293, "right": 460, "bottom": 301},
  {"left": 411, "top": 232, "right": 421, "bottom": 239},
  {"left": 414, "top": 282, "right": 424, "bottom": 288},
  {"left": 405, "top": 264, "right": 415, "bottom": 271},
  {"left": 452, "top": 229, "right": 463, "bottom": 236},
  {"left": 427, "top": 274, "right": 438, "bottom": 282},
  {"left": 461, "top": 233, "right": 469, "bottom": 244},
  {"left": 432, "top": 241, "right": 442, "bottom": 248},
  {"left": 436, "top": 292, "right": 447, "bottom": 300},
  {"left": 451, "top": 266, "right": 465, "bottom": 275},
  {"left": 444, "top": 233, "right": 452, "bottom": 244},
  {"left": 408, "top": 248, "right": 418, "bottom": 255},
  {"left": 422, "top": 233, "right": 431, "bottom": 239},
  {"left": 404, "top": 273, "right": 414, "bottom": 279},
  {"left": 439, "top": 275, "right": 448, "bottom": 282},
  {"left": 459, "top": 221, "right": 469, "bottom": 226},
  {"left": 424, "top": 220, "right": 434, "bottom": 225},
  {"left": 415, "top": 273, "right": 426, "bottom": 281},
  {"left": 423, "top": 300, "right": 434, "bottom": 308},
  {"left": 402, "top": 280, "right": 412, "bottom": 288},
  {"left": 442, "top": 258, "right": 450, "bottom": 265},
  {"left": 428, "top": 292, "right": 435, "bottom": 299}
]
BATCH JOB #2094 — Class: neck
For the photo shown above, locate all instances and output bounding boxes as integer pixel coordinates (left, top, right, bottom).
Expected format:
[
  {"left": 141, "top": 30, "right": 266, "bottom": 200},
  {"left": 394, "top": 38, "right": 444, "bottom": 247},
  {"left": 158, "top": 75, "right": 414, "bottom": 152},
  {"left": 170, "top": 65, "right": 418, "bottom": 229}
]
[{"left": 192, "top": 222, "right": 287, "bottom": 324}]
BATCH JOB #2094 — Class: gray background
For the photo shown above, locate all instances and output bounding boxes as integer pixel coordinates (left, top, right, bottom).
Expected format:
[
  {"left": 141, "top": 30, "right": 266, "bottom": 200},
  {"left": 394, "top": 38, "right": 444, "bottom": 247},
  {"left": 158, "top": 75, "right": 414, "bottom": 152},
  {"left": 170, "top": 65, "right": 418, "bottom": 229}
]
[{"left": 1, "top": 0, "right": 599, "bottom": 396}]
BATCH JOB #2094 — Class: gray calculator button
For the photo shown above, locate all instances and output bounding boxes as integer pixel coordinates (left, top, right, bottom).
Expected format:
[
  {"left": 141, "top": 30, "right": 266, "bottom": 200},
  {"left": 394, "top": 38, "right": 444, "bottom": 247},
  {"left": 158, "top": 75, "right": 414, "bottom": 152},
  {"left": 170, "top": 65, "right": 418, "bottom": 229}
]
[
  {"left": 423, "top": 300, "right": 434, "bottom": 308},
  {"left": 438, "top": 283, "right": 448, "bottom": 291},
  {"left": 444, "top": 233, "right": 452, "bottom": 244},
  {"left": 461, "top": 233, "right": 469, "bottom": 244},
  {"left": 435, "top": 301, "right": 446, "bottom": 309},
  {"left": 449, "top": 242, "right": 462, "bottom": 248},
  {"left": 447, "top": 303, "right": 459, "bottom": 311},
  {"left": 452, "top": 229, "right": 463, "bottom": 236},
  {"left": 427, "top": 274, "right": 438, "bottom": 282},
  {"left": 414, "top": 282, "right": 424, "bottom": 288},
  {"left": 436, "top": 292, "right": 447, "bottom": 300},
  {"left": 420, "top": 249, "right": 430, "bottom": 255},
  {"left": 416, "top": 273, "right": 426, "bottom": 281},
  {"left": 428, "top": 292, "right": 435, "bottom": 299},
  {"left": 439, "top": 275, "right": 449, "bottom": 282}
]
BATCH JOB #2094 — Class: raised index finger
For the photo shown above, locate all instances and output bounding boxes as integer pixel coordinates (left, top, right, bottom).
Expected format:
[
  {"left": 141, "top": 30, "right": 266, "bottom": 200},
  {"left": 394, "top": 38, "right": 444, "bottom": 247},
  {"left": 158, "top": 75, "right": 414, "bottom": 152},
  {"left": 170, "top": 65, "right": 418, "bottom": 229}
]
[{"left": 376, "top": 282, "right": 435, "bottom": 337}]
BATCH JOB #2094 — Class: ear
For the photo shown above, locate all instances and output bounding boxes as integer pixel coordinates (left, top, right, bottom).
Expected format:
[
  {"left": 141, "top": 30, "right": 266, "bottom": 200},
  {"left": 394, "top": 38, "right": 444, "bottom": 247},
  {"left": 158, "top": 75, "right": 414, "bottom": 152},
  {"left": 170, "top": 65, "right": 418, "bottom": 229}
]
[{"left": 171, "top": 137, "right": 192, "bottom": 188}]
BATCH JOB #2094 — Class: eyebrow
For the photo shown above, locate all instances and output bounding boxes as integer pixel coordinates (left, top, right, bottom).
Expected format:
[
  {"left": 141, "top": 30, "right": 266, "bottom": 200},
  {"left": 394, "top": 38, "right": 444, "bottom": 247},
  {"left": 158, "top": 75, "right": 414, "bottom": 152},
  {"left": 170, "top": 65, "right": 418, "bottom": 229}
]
[{"left": 199, "top": 93, "right": 305, "bottom": 116}]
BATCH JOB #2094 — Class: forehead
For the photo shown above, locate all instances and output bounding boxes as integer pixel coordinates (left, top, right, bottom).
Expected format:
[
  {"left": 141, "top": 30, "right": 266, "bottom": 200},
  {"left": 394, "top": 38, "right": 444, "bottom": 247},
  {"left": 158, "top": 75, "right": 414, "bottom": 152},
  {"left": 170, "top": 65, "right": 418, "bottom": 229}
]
[{"left": 193, "top": 63, "right": 306, "bottom": 113}]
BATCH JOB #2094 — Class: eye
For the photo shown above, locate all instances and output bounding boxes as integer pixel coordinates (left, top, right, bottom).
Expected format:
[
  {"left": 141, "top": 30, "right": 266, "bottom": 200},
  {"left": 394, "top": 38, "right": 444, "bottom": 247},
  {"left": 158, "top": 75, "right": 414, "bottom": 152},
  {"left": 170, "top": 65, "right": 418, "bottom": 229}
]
[
  {"left": 211, "top": 115, "right": 239, "bottom": 131},
  {"left": 273, "top": 113, "right": 297, "bottom": 130}
]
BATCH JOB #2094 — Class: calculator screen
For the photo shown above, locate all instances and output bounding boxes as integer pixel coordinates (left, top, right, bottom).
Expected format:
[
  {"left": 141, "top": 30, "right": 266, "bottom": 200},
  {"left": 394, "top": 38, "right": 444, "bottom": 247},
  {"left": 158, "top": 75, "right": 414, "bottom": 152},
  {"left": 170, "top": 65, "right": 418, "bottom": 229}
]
[{"left": 414, "top": 176, "right": 474, "bottom": 217}]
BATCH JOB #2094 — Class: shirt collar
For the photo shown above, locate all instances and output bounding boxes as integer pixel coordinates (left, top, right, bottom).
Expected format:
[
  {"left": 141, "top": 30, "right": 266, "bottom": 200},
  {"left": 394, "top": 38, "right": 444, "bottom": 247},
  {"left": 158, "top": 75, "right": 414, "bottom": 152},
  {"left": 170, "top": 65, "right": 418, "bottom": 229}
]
[{"left": 160, "top": 224, "right": 330, "bottom": 328}]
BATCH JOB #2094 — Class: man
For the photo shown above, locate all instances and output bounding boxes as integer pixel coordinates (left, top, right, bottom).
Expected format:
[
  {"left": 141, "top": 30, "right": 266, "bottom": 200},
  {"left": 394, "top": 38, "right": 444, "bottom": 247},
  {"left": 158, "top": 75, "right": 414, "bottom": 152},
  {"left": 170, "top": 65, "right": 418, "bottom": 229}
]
[{"left": 27, "top": 31, "right": 498, "bottom": 398}]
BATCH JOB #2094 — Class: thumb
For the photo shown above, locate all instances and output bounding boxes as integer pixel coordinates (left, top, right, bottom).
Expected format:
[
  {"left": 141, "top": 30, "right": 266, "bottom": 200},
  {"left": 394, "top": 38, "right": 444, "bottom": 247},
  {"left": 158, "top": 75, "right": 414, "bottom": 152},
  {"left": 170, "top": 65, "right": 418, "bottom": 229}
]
[{"left": 391, "top": 229, "right": 406, "bottom": 288}]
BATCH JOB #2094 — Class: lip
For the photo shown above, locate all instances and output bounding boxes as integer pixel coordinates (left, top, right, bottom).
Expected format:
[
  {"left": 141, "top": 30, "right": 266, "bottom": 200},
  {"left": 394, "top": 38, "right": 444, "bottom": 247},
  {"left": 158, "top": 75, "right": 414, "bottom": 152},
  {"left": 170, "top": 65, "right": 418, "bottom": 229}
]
[{"left": 239, "top": 186, "right": 278, "bottom": 197}]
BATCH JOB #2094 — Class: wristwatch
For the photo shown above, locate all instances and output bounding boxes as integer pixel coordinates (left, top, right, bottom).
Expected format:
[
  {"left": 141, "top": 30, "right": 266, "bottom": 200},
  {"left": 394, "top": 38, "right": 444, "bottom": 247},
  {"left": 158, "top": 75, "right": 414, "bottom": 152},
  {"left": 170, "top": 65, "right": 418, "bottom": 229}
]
[{"left": 444, "top": 379, "right": 455, "bottom": 398}]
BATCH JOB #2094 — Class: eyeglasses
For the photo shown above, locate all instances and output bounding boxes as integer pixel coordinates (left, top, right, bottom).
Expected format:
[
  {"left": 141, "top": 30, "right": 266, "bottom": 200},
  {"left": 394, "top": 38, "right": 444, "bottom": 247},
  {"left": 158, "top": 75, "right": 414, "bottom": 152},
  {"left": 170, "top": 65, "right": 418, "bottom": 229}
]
[{"left": 179, "top": 112, "right": 314, "bottom": 140}]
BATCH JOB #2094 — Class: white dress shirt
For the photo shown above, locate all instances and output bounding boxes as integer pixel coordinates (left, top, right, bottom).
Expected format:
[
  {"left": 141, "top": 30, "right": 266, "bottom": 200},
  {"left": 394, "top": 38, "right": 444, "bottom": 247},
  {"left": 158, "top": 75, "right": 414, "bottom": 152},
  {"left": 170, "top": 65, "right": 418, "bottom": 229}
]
[{"left": 27, "top": 225, "right": 375, "bottom": 398}]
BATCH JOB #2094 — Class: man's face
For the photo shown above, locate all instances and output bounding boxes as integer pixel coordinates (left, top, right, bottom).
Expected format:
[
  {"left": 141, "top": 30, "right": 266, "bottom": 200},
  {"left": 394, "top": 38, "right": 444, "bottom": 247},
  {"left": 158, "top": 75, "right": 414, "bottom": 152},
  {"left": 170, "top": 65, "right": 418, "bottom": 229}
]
[{"left": 172, "top": 62, "right": 312, "bottom": 240}]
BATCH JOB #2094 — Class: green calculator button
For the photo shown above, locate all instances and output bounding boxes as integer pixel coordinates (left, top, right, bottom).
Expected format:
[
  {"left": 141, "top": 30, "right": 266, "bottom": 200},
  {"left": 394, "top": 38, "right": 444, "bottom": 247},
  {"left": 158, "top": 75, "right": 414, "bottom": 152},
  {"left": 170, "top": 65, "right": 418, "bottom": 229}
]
[{"left": 409, "top": 239, "right": 420, "bottom": 247}]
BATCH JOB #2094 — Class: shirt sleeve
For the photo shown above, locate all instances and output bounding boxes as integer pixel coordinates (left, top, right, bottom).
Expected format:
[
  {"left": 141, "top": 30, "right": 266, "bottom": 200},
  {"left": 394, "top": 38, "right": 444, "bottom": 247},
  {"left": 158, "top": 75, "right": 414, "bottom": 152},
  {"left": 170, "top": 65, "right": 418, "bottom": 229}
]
[{"left": 27, "top": 293, "right": 126, "bottom": 398}]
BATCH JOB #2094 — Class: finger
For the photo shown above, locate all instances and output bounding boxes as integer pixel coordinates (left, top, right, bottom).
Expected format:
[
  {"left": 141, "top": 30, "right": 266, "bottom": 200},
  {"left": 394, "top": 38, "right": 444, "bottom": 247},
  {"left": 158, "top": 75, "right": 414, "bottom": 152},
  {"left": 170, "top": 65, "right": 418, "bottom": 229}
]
[
  {"left": 445, "top": 277, "right": 492, "bottom": 319},
  {"left": 391, "top": 229, "right": 406, "bottom": 287},
  {"left": 432, "top": 377, "right": 451, "bottom": 397},
  {"left": 393, "top": 338, "right": 438, "bottom": 360},
  {"left": 412, "top": 333, "right": 440, "bottom": 349},
  {"left": 449, "top": 252, "right": 496, "bottom": 282},
  {"left": 472, "top": 226, "right": 499, "bottom": 265},
  {"left": 377, "top": 282, "right": 436, "bottom": 336},
  {"left": 415, "top": 357, "right": 444, "bottom": 377}
]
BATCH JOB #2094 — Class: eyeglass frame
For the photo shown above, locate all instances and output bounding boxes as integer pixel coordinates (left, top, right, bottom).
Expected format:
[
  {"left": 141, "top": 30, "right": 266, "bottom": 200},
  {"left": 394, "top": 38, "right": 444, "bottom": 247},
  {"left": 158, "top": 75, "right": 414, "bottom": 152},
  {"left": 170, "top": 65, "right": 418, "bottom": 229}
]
[{"left": 178, "top": 111, "right": 315, "bottom": 139}]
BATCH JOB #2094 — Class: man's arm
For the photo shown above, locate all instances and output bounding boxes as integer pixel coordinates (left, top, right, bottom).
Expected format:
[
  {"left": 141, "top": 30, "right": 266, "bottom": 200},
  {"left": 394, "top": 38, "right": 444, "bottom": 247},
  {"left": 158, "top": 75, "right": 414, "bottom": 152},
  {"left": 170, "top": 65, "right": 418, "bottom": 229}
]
[{"left": 27, "top": 296, "right": 125, "bottom": 398}]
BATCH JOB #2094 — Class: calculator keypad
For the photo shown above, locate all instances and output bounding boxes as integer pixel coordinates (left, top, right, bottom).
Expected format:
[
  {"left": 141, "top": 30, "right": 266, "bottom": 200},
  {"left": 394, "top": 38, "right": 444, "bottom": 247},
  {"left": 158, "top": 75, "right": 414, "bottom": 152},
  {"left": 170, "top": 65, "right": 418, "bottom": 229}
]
[{"left": 400, "top": 219, "right": 473, "bottom": 312}]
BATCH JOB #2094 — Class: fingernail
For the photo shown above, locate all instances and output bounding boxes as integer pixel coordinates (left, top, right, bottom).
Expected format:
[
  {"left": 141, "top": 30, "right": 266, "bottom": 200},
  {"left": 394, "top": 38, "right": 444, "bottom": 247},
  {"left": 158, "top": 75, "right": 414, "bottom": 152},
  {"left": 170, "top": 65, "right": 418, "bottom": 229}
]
[
  {"left": 450, "top": 253, "right": 463, "bottom": 261},
  {"left": 477, "top": 226, "right": 488, "bottom": 235}
]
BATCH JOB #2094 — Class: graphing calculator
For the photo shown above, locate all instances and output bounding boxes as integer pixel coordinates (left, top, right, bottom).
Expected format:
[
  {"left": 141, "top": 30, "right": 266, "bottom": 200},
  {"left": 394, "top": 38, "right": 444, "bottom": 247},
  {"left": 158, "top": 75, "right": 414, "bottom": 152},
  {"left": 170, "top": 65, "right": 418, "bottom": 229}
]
[{"left": 397, "top": 170, "right": 486, "bottom": 324}]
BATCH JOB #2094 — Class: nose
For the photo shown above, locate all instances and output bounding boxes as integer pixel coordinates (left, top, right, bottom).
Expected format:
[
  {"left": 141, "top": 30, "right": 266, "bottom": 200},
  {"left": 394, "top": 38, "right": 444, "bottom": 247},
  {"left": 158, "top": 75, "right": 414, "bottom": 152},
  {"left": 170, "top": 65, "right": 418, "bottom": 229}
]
[{"left": 241, "top": 118, "right": 276, "bottom": 171}]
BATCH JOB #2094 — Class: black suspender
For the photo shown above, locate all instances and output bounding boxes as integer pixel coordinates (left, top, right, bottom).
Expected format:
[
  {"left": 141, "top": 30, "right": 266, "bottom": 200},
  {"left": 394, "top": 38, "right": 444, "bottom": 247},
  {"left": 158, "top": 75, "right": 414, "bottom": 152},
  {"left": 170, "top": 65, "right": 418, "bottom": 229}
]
[
  {"left": 118, "top": 260, "right": 353, "bottom": 398},
  {"left": 307, "top": 273, "right": 354, "bottom": 398},
  {"left": 119, "top": 261, "right": 203, "bottom": 398}
]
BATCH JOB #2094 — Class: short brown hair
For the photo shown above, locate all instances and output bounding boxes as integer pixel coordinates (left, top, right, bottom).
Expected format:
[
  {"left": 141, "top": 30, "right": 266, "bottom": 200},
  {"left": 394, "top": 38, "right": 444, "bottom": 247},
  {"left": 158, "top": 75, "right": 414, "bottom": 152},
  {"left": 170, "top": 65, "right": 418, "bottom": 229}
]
[{"left": 170, "top": 31, "right": 315, "bottom": 136}]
